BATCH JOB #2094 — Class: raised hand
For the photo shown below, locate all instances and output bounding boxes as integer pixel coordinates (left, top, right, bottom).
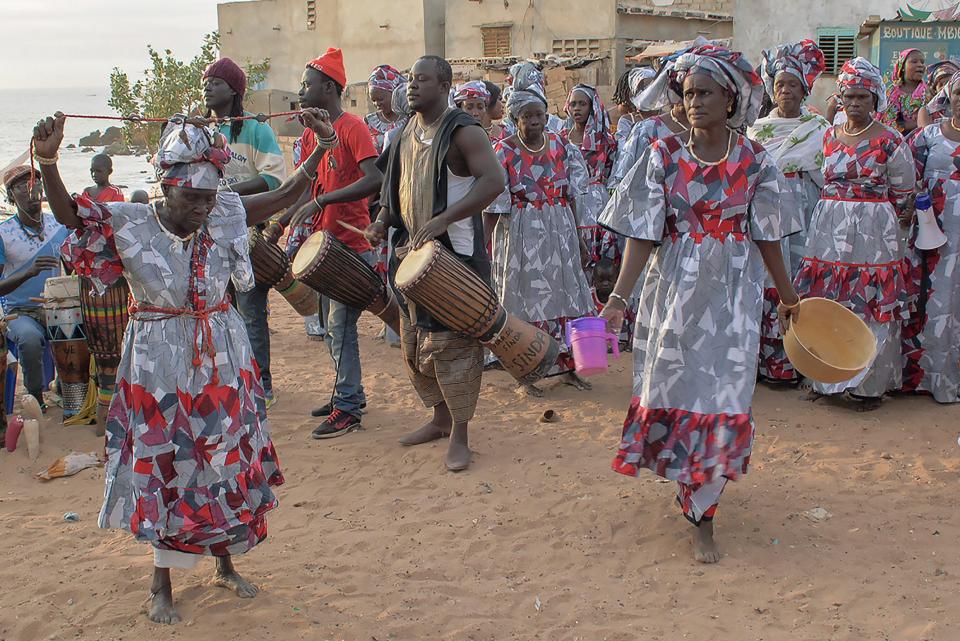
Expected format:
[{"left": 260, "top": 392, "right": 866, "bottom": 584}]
[{"left": 32, "top": 112, "right": 66, "bottom": 159}]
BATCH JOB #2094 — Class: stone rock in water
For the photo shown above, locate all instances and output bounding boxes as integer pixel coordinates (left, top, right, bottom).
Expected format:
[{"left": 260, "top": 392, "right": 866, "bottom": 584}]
[{"left": 79, "top": 130, "right": 102, "bottom": 146}]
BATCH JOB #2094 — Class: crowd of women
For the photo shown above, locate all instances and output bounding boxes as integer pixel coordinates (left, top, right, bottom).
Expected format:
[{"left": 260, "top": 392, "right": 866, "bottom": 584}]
[{"left": 354, "top": 42, "right": 958, "bottom": 562}]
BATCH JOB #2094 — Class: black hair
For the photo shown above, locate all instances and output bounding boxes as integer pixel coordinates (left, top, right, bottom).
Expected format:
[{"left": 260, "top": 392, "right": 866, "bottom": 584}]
[
  {"left": 204, "top": 93, "right": 245, "bottom": 142},
  {"left": 613, "top": 69, "right": 633, "bottom": 107},
  {"left": 418, "top": 55, "right": 453, "bottom": 85},
  {"left": 484, "top": 81, "right": 502, "bottom": 109},
  {"left": 91, "top": 153, "right": 113, "bottom": 169}
]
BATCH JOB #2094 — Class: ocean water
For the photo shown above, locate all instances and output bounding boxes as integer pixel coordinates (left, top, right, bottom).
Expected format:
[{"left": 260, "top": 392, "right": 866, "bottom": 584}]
[{"left": 0, "top": 87, "right": 155, "bottom": 209}]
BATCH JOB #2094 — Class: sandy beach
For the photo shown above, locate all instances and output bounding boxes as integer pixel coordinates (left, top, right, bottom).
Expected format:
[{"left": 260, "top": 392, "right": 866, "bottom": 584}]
[{"left": 1, "top": 295, "right": 958, "bottom": 641}]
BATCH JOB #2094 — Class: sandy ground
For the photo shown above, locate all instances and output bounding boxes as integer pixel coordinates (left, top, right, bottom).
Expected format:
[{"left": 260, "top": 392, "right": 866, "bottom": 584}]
[{"left": 1, "top": 294, "right": 958, "bottom": 641}]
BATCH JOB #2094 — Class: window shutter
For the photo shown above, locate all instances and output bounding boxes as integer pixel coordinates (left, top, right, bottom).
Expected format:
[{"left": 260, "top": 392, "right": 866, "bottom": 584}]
[{"left": 817, "top": 28, "right": 857, "bottom": 75}]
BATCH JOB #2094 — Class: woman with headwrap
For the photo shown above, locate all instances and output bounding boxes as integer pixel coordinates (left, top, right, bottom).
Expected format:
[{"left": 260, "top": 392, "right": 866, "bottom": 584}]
[
  {"left": 453, "top": 80, "right": 502, "bottom": 143},
  {"left": 917, "top": 59, "right": 960, "bottom": 129},
  {"left": 502, "top": 61, "right": 565, "bottom": 137},
  {"left": 484, "top": 89, "right": 595, "bottom": 395},
  {"left": 608, "top": 54, "right": 692, "bottom": 189},
  {"left": 561, "top": 84, "right": 618, "bottom": 260},
  {"left": 794, "top": 57, "right": 915, "bottom": 411},
  {"left": 365, "top": 64, "right": 405, "bottom": 154},
  {"left": 748, "top": 40, "right": 831, "bottom": 384},
  {"left": 610, "top": 66, "right": 657, "bottom": 146},
  {"left": 902, "top": 71, "right": 960, "bottom": 403},
  {"left": 599, "top": 44, "right": 800, "bottom": 564},
  {"left": 33, "top": 108, "right": 337, "bottom": 624},
  {"left": 881, "top": 48, "right": 927, "bottom": 135}
]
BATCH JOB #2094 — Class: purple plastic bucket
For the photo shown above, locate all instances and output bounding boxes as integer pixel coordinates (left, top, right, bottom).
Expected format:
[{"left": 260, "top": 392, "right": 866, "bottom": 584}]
[{"left": 565, "top": 317, "right": 619, "bottom": 377}]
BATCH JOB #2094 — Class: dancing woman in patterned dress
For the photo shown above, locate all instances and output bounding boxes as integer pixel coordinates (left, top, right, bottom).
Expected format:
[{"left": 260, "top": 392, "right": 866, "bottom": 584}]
[
  {"left": 794, "top": 58, "right": 915, "bottom": 411},
  {"left": 33, "top": 109, "right": 336, "bottom": 624},
  {"left": 748, "top": 40, "right": 830, "bottom": 383},
  {"left": 902, "top": 71, "right": 960, "bottom": 403},
  {"left": 599, "top": 45, "right": 800, "bottom": 564}
]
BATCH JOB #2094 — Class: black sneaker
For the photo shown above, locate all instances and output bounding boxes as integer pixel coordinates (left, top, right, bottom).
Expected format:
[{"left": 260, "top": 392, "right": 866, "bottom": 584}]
[
  {"left": 311, "top": 409, "right": 362, "bottom": 439},
  {"left": 311, "top": 401, "right": 366, "bottom": 417}
]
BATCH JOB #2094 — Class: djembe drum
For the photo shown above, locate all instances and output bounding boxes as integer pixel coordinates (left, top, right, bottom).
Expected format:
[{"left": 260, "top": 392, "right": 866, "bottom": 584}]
[
  {"left": 79, "top": 276, "right": 130, "bottom": 424},
  {"left": 291, "top": 230, "right": 400, "bottom": 334},
  {"left": 249, "top": 231, "right": 320, "bottom": 317},
  {"left": 42, "top": 276, "right": 91, "bottom": 419},
  {"left": 395, "top": 241, "right": 560, "bottom": 385}
]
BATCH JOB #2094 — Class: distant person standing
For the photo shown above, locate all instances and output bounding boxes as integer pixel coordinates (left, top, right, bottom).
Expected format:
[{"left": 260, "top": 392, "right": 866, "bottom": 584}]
[
  {"left": 0, "top": 166, "right": 69, "bottom": 407},
  {"left": 365, "top": 64, "right": 406, "bottom": 155},
  {"left": 203, "top": 57, "right": 287, "bottom": 409},
  {"left": 82, "top": 154, "right": 124, "bottom": 202}
]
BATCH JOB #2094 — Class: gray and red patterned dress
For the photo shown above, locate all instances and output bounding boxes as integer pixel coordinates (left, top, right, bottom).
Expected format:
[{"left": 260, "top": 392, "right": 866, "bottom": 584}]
[
  {"left": 600, "top": 133, "right": 786, "bottom": 524},
  {"left": 794, "top": 125, "right": 915, "bottom": 398},
  {"left": 903, "top": 124, "right": 960, "bottom": 403},
  {"left": 64, "top": 193, "right": 283, "bottom": 558}
]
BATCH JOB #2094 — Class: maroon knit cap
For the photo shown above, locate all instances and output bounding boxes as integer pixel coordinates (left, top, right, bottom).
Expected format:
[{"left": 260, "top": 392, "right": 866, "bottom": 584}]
[{"left": 203, "top": 57, "right": 247, "bottom": 97}]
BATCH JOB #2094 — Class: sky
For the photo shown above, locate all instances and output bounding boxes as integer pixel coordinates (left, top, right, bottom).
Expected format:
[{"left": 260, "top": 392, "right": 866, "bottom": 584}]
[{"left": 0, "top": 0, "right": 227, "bottom": 90}]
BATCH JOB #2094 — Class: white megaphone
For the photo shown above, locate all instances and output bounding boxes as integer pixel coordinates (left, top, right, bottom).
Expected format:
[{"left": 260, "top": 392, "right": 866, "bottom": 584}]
[{"left": 914, "top": 193, "right": 948, "bottom": 251}]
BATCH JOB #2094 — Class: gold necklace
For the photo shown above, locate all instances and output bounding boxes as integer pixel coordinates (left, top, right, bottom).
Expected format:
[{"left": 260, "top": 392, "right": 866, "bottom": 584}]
[
  {"left": 518, "top": 132, "right": 547, "bottom": 154},
  {"left": 843, "top": 120, "right": 873, "bottom": 137},
  {"left": 685, "top": 129, "right": 732, "bottom": 166}
]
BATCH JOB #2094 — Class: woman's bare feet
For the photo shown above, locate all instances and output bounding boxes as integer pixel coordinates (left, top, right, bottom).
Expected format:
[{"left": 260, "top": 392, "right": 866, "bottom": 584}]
[
  {"left": 563, "top": 372, "right": 592, "bottom": 391},
  {"left": 801, "top": 387, "right": 823, "bottom": 402},
  {"left": 692, "top": 521, "right": 721, "bottom": 564},
  {"left": 214, "top": 556, "right": 258, "bottom": 598},
  {"left": 149, "top": 568, "right": 180, "bottom": 625},
  {"left": 848, "top": 393, "right": 882, "bottom": 412}
]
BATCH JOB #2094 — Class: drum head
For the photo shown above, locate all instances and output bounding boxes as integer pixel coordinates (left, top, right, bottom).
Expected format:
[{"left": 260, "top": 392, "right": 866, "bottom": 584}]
[
  {"left": 395, "top": 242, "right": 439, "bottom": 288},
  {"left": 291, "top": 231, "right": 329, "bottom": 277}
]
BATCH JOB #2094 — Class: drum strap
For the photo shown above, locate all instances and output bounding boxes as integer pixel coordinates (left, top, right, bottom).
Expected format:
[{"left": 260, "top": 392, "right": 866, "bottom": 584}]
[{"left": 129, "top": 297, "right": 231, "bottom": 386}]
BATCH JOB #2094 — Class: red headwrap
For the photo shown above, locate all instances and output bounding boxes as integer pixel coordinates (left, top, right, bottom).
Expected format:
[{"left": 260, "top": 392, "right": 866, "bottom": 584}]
[{"left": 307, "top": 48, "right": 347, "bottom": 89}]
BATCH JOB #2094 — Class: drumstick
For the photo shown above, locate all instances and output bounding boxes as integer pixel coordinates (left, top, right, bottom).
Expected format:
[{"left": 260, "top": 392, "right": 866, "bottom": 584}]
[{"left": 336, "top": 220, "right": 368, "bottom": 236}]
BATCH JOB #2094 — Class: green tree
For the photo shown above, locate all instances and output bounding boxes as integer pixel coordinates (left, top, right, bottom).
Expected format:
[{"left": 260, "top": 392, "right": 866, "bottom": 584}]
[{"left": 108, "top": 31, "right": 269, "bottom": 151}]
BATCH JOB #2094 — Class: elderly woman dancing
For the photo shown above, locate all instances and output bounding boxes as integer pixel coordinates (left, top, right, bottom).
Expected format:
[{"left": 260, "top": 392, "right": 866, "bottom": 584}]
[
  {"left": 600, "top": 44, "right": 800, "bottom": 563},
  {"left": 794, "top": 58, "right": 915, "bottom": 410},
  {"left": 748, "top": 40, "right": 831, "bottom": 383},
  {"left": 33, "top": 109, "right": 336, "bottom": 624}
]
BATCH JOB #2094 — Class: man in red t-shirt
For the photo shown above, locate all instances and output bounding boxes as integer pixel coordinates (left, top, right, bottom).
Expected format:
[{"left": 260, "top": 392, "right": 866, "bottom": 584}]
[{"left": 277, "top": 48, "right": 383, "bottom": 438}]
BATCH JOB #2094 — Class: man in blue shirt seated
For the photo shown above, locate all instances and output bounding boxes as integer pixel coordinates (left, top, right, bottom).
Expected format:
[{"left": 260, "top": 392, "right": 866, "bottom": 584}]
[{"left": 0, "top": 166, "right": 69, "bottom": 406}]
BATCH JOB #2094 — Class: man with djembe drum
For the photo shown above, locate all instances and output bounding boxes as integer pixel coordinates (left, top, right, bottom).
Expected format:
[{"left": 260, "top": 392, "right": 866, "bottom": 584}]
[{"left": 368, "top": 56, "right": 504, "bottom": 472}]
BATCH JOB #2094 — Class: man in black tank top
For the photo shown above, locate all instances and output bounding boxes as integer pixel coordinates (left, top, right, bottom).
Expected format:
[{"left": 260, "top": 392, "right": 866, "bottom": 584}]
[{"left": 369, "top": 56, "right": 503, "bottom": 472}]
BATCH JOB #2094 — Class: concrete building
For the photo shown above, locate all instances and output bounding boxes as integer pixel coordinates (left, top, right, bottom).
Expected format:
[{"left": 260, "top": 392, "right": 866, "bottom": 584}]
[
  {"left": 732, "top": 0, "right": 903, "bottom": 107},
  {"left": 219, "top": 0, "right": 734, "bottom": 110}
]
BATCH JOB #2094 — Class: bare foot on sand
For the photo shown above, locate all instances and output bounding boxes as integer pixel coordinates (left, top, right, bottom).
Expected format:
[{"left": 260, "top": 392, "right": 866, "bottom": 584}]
[
  {"left": 563, "top": 372, "right": 592, "bottom": 391},
  {"left": 517, "top": 382, "right": 544, "bottom": 397},
  {"left": 692, "top": 522, "right": 721, "bottom": 564},
  {"left": 801, "top": 389, "right": 823, "bottom": 403},
  {"left": 149, "top": 569, "right": 180, "bottom": 625},
  {"left": 399, "top": 421, "right": 451, "bottom": 446},
  {"left": 214, "top": 557, "right": 259, "bottom": 598},
  {"left": 446, "top": 424, "right": 471, "bottom": 472},
  {"left": 848, "top": 393, "right": 882, "bottom": 412}
]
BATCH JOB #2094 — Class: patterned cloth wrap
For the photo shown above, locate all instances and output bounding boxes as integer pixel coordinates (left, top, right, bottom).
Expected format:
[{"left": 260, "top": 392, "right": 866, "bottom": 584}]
[
  {"left": 673, "top": 44, "right": 764, "bottom": 131},
  {"left": 453, "top": 80, "right": 490, "bottom": 105},
  {"left": 506, "top": 89, "right": 548, "bottom": 118},
  {"left": 926, "top": 68, "right": 960, "bottom": 120},
  {"left": 881, "top": 49, "right": 927, "bottom": 132},
  {"left": 759, "top": 39, "right": 826, "bottom": 98},
  {"left": 837, "top": 57, "right": 889, "bottom": 113},
  {"left": 368, "top": 64, "right": 403, "bottom": 92},
  {"left": 633, "top": 35, "right": 712, "bottom": 112},
  {"left": 155, "top": 117, "right": 231, "bottom": 189}
]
